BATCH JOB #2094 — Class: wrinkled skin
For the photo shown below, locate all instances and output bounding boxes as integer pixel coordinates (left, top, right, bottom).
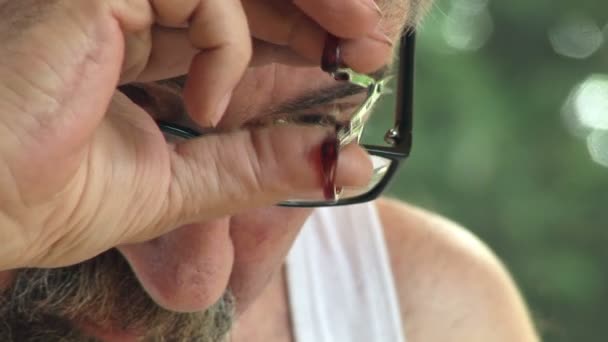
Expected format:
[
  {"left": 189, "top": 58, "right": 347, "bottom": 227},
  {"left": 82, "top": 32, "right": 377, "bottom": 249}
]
[{"left": 0, "top": 0, "right": 417, "bottom": 340}]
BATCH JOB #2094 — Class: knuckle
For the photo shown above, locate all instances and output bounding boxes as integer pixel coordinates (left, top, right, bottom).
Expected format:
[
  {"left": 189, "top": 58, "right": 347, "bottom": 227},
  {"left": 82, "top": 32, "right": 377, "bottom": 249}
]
[
  {"left": 244, "top": 130, "right": 275, "bottom": 194},
  {"left": 167, "top": 146, "right": 202, "bottom": 219},
  {"left": 246, "top": 128, "right": 305, "bottom": 195},
  {"left": 214, "top": 131, "right": 267, "bottom": 199}
]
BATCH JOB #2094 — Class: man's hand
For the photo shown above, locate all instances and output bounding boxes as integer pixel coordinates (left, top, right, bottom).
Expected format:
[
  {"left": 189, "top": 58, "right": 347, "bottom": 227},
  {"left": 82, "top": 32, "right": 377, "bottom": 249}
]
[{"left": 0, "top": 0, "right": 385, "bottom": 270}]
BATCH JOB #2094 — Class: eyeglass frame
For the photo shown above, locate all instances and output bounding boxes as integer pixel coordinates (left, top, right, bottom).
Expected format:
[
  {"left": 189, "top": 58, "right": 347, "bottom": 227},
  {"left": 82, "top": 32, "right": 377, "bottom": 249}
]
[{"left": 157, "top": 28, "right": 416, "bottom": 208}]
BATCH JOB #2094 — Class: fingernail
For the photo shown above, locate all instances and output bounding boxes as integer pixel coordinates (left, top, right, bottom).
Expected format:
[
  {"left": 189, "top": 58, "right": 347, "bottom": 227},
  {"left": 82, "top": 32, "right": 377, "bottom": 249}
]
[
  {"left": 369, "top": 27, "right": 393, "bottom": 47},
  {"left": 360, "top": 0, "right": 382, "bottom": 16},
  {"left": 212, "top": 91, "right": 232, "bottom": 126},
  {"left": 321, "top": 34, "right": 343, "bottom": 73},
  {"left": 320, "top": 133, "right": 339, "bottom": 201}
]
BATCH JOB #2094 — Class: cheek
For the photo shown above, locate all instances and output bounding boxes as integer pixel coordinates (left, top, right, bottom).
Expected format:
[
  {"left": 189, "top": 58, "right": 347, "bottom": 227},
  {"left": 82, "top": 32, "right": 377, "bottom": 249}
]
[{"left": 228, "top": 207, "right": 312, "bottom": 310}]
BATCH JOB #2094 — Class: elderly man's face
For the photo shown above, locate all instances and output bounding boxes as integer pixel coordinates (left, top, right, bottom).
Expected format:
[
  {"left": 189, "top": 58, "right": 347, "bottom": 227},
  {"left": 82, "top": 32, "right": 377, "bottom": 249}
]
[{"left": 0, "top": 1, "right": 420, "bottom": 340}]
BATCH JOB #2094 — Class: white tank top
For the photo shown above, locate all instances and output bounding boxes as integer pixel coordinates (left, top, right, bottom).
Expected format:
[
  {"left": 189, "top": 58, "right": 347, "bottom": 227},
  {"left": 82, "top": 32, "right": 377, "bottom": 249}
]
[{"left": 286, "top": 202, "right": 406, "bottom": 342}]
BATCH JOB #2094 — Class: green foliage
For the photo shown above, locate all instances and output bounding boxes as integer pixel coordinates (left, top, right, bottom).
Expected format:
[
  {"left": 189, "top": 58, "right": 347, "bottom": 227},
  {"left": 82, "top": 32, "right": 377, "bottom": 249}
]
[{"left": 381, "top": 0, "right": 608, "bottom": 340}]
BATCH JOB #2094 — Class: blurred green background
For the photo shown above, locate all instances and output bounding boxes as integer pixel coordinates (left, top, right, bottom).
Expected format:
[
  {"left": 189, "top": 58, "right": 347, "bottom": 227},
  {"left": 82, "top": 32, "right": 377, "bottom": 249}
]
[{"left": 383, "top": 0, "right": 608, "bottom": 340}]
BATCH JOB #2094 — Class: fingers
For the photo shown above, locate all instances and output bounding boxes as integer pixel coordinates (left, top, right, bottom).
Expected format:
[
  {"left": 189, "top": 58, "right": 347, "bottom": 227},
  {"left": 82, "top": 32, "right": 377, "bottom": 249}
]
[
  {"left": 292, "top": 0, "right": 383, "bottom": 39},
  {"left": 119, "top": 0, "right": 251, "bottom": 126},
  {"left": 243, "top": 0, "right": 392, "bottom": 73},
  {"left": 242, "top": 0, "right": 326, "bottom": 64},
  {"left": 340, "top": 27, "right": 395, "bottom": 73},
  {"left": 119, "top": 0, "right": 391, "bottom": 88},
  {"left": 249, "top": 39, "right": 313, "bottom": 67},
  {"left": 181, "top": 0, "right": 251, "bottom": 127},
  {"left": 143, "top": 126, "right": 372, "bottom": 240},
  {"left": 134, "top": 27, "right": 198, "bottom": 83}
]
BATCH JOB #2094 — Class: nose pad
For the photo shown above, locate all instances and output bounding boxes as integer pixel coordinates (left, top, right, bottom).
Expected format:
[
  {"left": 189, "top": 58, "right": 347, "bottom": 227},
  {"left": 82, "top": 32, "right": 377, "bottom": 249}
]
[{"left": 117, "top": 218, "right": 234, "bottom": 313}]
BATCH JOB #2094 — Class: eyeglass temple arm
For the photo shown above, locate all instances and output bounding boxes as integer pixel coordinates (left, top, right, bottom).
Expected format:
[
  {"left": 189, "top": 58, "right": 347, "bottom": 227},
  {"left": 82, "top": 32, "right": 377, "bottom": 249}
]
[{"left": 388, "top": 29, "right": 416, "bottom": 155}]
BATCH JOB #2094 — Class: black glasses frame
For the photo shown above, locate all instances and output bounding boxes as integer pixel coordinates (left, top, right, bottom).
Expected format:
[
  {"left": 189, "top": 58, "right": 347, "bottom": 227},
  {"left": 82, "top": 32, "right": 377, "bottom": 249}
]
[
  {"left": 157, "top": 29, "right": 416, "bottom": 208},
  {"left": 282, "top": 29, "right": 416, "bottom": 207}
]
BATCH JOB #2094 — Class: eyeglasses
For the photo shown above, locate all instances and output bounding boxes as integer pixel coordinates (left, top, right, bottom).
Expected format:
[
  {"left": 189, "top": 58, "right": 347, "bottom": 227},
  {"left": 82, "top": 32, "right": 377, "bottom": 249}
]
[{"left": 157, "top": 28, "right": 416, "bottom": 207}]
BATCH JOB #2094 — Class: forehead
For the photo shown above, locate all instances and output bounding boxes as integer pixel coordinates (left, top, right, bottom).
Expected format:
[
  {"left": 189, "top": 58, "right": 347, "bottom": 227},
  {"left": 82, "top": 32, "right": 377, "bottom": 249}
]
[{"left": 220, "top": 64, "right": 336, "bottom": 127}]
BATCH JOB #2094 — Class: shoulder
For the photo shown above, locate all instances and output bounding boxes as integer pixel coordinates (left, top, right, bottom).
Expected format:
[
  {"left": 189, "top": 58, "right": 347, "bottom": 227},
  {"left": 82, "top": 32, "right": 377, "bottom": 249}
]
[{"left": 375, "top": 197, "right": 539, "bottom": 342}]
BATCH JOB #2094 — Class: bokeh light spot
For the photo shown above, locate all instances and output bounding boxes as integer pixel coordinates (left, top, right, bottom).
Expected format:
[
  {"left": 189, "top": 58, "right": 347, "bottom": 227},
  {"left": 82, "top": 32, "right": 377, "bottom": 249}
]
[
  {"left": 587, "top": 130, "right": 608, "bottom": 167},
  {"left": 548, "top": 16, "right": 603, "bottom": 59},
  {"left": 442, "top": 0, "right": 494, "bottom": 51},
  {"left": 572, "top": 74, "right": 608, "bottom": 130}
]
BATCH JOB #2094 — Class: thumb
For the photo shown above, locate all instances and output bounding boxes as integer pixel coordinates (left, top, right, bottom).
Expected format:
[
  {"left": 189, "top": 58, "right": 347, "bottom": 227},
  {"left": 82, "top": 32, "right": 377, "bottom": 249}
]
[{"left": 140, "top": 125, "right": 372, "bottom": 241}]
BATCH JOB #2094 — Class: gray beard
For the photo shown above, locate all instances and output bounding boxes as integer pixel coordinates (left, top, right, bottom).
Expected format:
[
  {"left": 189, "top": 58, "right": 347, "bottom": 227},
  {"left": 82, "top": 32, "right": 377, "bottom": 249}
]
[{"left": 0, "top": 249, "right": 234, "bottom": 342}]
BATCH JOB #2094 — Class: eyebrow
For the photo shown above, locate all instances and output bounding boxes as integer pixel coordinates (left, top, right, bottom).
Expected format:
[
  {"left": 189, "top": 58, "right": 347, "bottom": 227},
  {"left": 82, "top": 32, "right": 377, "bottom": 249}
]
[
  {"left": 156, "top": 65, "right": 390, "bottom": 125},
  {"left": 267, "top": 66, "right": 390, "bottom": 117}
]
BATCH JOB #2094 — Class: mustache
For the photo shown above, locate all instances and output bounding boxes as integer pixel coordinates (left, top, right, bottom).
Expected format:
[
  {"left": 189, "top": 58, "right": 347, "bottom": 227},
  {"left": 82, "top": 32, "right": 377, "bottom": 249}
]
[{"left": 0, "top": 249, "right": 234, "bottom": 341}]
